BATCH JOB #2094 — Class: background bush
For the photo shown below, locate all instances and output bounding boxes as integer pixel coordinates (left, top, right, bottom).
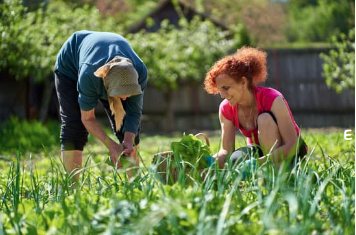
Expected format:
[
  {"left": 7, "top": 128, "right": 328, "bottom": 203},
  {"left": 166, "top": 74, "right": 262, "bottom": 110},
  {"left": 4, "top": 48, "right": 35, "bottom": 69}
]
[{"left": 0, "top": 116, "right": 60, "bottom": 154}]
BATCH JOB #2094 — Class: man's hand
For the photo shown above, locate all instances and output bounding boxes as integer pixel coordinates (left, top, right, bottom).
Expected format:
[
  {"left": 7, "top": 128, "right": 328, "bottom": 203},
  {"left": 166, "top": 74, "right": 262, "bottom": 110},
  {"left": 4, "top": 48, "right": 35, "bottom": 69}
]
[
  {"left": 108, "top": 141, "right": 124, "bottom": 167},
  {"left": 122, "top": 131, "right": 136, "bottom": 156},
  {"left": 122, "top": 140, "right": 134, "bottom": 156},
  {"left": 122, "top": 141, "right": 139, "bottom": 167},
  {"left": 80, "top": 109, "right": 127, "bottom": 167}
]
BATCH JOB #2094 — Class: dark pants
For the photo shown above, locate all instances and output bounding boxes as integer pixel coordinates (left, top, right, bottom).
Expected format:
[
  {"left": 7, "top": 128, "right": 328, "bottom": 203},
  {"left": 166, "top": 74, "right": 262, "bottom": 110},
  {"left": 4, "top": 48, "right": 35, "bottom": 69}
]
[
  {"left": 230, "top": 111, "right": 308, "bottom": 166},
  {"left": 230, "top": 140, "right": 308, "bottom": 166},
  {"left": 54, "top": 70, "right": 140, "bottom": 151}
]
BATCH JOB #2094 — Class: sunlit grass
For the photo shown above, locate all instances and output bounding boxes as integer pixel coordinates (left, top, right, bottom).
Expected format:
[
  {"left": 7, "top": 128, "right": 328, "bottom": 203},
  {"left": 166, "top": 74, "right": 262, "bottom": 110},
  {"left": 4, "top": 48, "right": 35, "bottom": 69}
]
[{"left": 0, "top": 119, "right": 354, "bottom": 234}]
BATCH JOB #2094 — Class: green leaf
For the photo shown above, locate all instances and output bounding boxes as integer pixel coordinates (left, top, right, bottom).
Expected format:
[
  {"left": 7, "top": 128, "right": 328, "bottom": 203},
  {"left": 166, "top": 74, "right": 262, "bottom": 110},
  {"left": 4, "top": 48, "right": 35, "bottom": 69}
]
[{"left": 171, "top": 134, "right": 212, "bottom": 170}]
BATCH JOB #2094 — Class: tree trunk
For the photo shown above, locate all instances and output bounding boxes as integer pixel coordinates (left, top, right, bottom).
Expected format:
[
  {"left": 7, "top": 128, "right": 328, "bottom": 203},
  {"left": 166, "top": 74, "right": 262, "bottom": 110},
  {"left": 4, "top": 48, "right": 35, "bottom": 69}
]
[
  {"left": 39, "top": 77, "right": 55, "bottom": 123},
  {"left": 190, "top": 83, "right": 201, "bottom": 128},
  {"left": 163, "top": 91, "right": 175, "bottom": 133}
]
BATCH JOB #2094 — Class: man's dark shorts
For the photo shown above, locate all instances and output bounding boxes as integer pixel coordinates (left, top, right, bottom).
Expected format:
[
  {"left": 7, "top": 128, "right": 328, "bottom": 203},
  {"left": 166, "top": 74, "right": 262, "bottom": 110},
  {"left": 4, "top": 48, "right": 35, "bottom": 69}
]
[{"left": 54, "top": 70, "right": 140, "bottom": 151}]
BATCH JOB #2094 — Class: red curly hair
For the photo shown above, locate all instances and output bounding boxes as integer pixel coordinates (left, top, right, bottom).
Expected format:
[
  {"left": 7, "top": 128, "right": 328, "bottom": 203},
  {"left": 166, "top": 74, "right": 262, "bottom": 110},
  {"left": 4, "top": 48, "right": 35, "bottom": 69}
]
[{"left": 204, "top": 47, "right": 268, "bottom": 94}]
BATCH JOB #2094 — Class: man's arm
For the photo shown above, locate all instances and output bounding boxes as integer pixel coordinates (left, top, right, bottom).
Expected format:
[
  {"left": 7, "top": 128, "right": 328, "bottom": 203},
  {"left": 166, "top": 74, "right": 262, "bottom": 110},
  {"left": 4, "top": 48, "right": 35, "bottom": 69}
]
[
  {"left": 81, "top": 108, "right": 124, "bottom": 165},
  {"left": 121, "top": 66, "right": 147, "bottom": 152},
  {"left": 120, "top": 92, "right": 143, "bottom": 154}
]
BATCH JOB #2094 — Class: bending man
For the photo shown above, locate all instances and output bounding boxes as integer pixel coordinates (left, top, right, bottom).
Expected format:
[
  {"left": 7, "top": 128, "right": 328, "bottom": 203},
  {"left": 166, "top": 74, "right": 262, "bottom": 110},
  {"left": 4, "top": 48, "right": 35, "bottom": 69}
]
[{"left": 54, "top": 30, "right": 147, "bottom": 180}]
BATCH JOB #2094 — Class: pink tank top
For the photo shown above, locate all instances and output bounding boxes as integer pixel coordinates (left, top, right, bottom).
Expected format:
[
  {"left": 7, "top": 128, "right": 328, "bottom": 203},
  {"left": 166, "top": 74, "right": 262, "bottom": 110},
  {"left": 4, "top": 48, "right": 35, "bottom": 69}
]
[{"left": 219, "top": 87, "right": 300, "bottom": 145}]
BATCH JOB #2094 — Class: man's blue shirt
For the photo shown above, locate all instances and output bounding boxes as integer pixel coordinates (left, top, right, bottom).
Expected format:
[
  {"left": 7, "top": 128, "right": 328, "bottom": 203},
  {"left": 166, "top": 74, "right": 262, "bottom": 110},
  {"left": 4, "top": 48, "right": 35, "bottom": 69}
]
[{"left": 55, "top": 30, "right": 148, "bottom": 134}]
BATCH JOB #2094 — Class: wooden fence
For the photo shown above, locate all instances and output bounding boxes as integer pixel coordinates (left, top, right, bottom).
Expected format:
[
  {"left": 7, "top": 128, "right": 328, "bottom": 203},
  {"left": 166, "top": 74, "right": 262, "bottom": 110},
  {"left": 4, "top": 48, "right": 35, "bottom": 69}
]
[
  {"left": 141, "top": 48, "right": 355, "bottom": 132},
  {"left": 0, "top": 48, "right": 354, "bottom": 133}
]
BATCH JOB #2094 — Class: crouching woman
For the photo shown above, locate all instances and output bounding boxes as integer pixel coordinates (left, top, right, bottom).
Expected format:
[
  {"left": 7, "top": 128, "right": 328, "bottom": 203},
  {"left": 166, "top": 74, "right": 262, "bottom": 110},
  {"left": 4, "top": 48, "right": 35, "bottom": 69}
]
[{"left": 204, "top": 47, "right": 307, "bottom": 171}]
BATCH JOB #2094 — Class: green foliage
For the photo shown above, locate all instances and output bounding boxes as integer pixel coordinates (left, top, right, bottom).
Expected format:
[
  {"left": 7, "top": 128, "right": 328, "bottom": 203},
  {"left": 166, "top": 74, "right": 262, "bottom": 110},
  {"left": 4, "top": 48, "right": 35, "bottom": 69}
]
[
  {"left": 320, "top": 28, "right": 355, "bottom": 93},
  {"left": 0, "top": 116, "right": 60, "bottom": 154},
  {"left": 286, "top": 0, "right": 354, "bottom": 42},
  {"left": 120, "top": 0, "right": 158, "bottom": 29},
  {"left": 0, "top": 0, "right": 32, "bottom": 80},
  {"left": 0, "top": 0, "right": 122, "bottom": 82},
  {"left": 1, "top": 0, "right": 353, "bottom": 85},
  {"left": 127, "top": 17, "right": 247, "bottom": 92},
  {"left": 171, "top": 133, "right": 212, "bottom": 169},
  {"left": 105, "top": 154, "right": 132, "bottom": 168},
  {"left": 0, "top": 130, "right": 354, "bottom": 234}
]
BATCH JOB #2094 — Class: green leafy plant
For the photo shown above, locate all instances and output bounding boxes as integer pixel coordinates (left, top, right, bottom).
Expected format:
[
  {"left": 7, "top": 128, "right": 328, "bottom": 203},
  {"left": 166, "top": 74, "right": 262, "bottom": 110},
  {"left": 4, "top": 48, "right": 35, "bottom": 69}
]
[
  {"left": 171, "top": 133, "right": 212, "bottom": 170},
  {"left": 127, "top": 17, "right": 248, "bottom": 131},
  {"left": 320, "top": 28, "right": 355, "bottom": 93},
  {"left": 105, "top": 154, "right": 132, "bottom": 169},
  {"left": 0, "top": 0, "right": 122, "bottom": 82},
  {"left": 0, "top": 129, "right": 354, "bottom": 234},
  {"left": 0, "top": 116, "right": 60, "bottom": 154},
  {"left": 286, "top": 0, "right": 354, "bottom": 42}
]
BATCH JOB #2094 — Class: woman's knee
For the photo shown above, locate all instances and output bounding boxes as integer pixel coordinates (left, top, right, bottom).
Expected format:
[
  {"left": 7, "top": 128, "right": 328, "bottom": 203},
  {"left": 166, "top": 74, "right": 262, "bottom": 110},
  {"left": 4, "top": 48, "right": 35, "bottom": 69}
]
[
  {"left": 257, "top": 112, "right": 277, "bottom": 129},
  {"left": 257, "top": 112, "right": 282, "bottom": 152}
]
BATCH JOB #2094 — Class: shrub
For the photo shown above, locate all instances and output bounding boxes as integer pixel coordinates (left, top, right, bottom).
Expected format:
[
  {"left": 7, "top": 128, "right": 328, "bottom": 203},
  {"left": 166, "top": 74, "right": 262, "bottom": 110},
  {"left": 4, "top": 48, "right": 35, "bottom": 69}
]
[{"left": 0, "top": 116, "right": 60, "bottom": 154}]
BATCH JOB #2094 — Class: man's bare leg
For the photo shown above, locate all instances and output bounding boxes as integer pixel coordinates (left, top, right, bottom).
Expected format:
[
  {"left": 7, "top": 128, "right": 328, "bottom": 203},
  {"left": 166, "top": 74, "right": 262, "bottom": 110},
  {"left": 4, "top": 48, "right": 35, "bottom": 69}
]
[{"left": 61, "top": 150, "right": 82, "bottom": 182}]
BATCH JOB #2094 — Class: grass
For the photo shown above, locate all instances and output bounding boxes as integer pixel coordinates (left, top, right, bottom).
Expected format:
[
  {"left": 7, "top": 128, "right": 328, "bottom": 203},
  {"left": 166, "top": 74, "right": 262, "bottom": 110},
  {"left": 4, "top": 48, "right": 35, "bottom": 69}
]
[{"left": 0, "top": 119, "right": 354, "bottom": 234}]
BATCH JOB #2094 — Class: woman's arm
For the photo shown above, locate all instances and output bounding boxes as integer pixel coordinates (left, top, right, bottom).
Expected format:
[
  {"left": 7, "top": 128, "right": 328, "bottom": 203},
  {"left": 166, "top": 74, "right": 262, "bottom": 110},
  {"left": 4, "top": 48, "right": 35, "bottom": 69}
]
[
  {"left": 259, "top": 97, "right": 298, "bottom": 165},
  {"left": 215, "top": 111, "right": 236, "bottom": 168},
  {"left": 81, "top": 109, "right": 124, "bottom": 166}
]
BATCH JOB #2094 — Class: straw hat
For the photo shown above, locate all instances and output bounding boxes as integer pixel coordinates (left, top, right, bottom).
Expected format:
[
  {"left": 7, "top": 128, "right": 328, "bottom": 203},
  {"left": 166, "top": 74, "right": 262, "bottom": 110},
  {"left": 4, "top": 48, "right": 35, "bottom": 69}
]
[
  {"left": 94, "top": 56, "right": 142, "bottom": 130},
  {"left": 95, "top": 56, "right": 142, "bottom": 97},
  {"left": 106, "top": 61, "right": 141, "bottom": 97}
]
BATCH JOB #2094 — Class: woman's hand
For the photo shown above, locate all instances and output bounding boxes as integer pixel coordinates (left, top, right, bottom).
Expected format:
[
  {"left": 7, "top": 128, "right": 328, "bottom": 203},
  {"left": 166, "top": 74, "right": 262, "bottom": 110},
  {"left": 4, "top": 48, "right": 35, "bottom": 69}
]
[
  {"left": 214, "top": 150, "right": 229, "bottom": 168},
  {"left": 217, "top": 111, "right": 235, "bottom": 169}
]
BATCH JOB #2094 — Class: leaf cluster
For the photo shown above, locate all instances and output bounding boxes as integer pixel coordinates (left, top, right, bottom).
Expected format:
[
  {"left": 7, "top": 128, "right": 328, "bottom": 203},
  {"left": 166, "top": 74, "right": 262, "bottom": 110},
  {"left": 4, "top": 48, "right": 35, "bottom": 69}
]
[
  {"left": 171, "top": 133, "right": 212, "bottom": 170},
  {"left": 0, "top": 116, "right": 60, "bottom": 154},
  {"left": 0, "top": 127, "right": 354, "bottom": 234},
  {"left": 320, "top": 28, "right": 355, "bottom": 93},
  {"left": 127, "top": 17, "right": 248, "bottom": 92},
  {"left": 0, "top": 0, "right": 122, "bottom": 82},
  {"left": 0, "top": 136, "right": 354, "bottom": 234},
  {"left": 286, "top": 0, "right": 354, "bottom": 43}
]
